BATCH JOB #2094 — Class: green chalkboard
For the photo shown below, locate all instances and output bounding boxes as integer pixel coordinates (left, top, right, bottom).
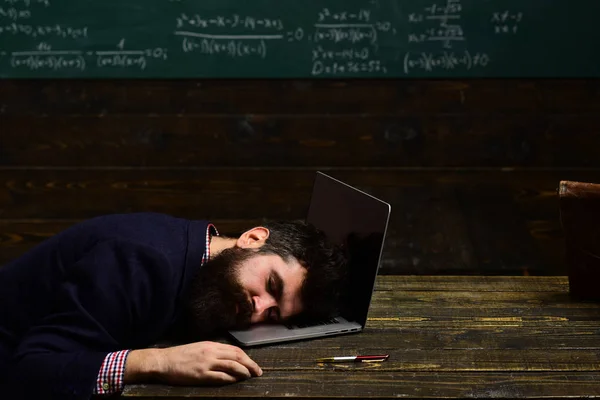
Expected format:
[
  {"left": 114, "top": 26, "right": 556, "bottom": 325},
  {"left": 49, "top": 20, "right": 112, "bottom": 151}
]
[{"left": 0, "top": 0, "right": 598, "bottom": 78}]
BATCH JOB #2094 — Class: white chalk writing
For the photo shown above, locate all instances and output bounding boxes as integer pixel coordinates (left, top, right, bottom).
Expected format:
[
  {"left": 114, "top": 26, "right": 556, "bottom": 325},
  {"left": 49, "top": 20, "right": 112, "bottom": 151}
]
[
  {"left": 310, "top": 7, "right": 395, "bottom": 76},
  {"left": 2, "top": 0, "right": 49, "bottom": 6},
  {"left": 0, "top": 6, "right": 31, "bottom": 20},
  {"left": 0, "top": 23, "right": 87, "bottom": 38},
  {"left": 177, "top": 14, "right": 284, "bottom": 31},
  {"left": 0, "top": 1, "right": 538, "bottom": 76},
  {"left": 181, "top": 36, "right": 267, "bottom": 58},
  {"left": 403, "top": 50, "right": 489, "bottom": 73},
  {"left": 408, "top": 0, "right": 464, "bottom": 49},
  {"left": 491, "top": 10, "right": 523, "bottom": 34}
]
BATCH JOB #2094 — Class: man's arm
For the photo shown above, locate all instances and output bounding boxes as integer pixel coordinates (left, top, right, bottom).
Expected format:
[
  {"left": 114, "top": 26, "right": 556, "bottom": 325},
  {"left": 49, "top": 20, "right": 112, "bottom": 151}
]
[
  {"left": 7, "top": 238, "right": 262, "bottom": 399},
  {"left": 91, "top": 343, "right": 263, "bottom": 392},
  {"left": 7, "top": 239, "right": 173, "bottom": 399}
]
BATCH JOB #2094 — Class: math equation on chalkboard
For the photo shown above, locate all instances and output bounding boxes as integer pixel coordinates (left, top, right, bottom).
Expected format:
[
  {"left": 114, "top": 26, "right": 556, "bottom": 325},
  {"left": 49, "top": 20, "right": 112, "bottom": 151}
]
[{"left": 0, "top": 0, "right": 598, "bottom": 78}]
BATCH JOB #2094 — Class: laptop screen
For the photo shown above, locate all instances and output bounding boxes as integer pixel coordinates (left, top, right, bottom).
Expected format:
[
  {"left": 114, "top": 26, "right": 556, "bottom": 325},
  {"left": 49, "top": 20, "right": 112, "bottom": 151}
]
[{"left": 305, "top": 172, "right": 391, "bottom": 327}]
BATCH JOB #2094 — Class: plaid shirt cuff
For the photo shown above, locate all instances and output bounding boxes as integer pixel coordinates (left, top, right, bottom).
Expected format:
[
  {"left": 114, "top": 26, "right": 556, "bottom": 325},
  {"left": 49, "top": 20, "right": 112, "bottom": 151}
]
[{"left": 94, "top": 350, "right": 130, "bottom": 395}]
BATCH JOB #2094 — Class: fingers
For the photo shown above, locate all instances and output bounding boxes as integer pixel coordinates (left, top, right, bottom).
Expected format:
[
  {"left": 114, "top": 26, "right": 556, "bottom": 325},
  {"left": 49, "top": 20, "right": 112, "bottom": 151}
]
[
  {"left": 158, "top": 342, "right": 264, "bottom": 386},
  {"left": 213, "top": 344, "right": 263, "bottom": 377},
  {"left": 203, "top": 371, "right": 238, "bottom": 384},
  {"left": 213, "top": 360, "right": 252, "bottom": 379}
]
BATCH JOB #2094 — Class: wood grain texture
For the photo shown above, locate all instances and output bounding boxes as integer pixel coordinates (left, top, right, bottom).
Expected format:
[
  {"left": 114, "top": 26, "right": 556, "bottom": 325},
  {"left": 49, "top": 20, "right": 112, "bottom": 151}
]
[
  {"left": 123, "top": 276, "right": 600, "bottom": 399},
  {"left": 123, "top": 372, "right": 600, "bottom": 399},
  {"left": 1, "top": 78, "right": 599, "bottom": 276},
  {"left": 1, "top": 168, "right": 588, "bottom": 219},
  {"left": 2, "top": 114, "right": 600, "bottom": 167},
  {"left": 0, "top": 168, "right": 583, "bottom": 274},
  {"left": 2, "top": 80, "right": 600, "bottom": 115},
  {"left": 374, "top": 275, "right": 569, "bottom": 291}
]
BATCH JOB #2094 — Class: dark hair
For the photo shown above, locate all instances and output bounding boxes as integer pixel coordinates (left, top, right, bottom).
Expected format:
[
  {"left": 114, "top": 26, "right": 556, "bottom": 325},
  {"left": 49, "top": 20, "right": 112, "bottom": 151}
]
[{"left": 255, "top": 220, "right": 348, "bottom": 321}]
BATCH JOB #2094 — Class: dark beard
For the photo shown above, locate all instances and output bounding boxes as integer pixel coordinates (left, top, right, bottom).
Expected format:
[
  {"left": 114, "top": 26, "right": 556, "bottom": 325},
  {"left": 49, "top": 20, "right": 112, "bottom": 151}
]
[{"left": 178, "top": 246, "right": 255, "bottom": 340}]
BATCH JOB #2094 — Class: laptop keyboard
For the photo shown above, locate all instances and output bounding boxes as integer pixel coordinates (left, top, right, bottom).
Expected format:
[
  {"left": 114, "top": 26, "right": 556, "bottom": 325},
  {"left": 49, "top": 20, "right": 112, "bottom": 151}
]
[{"left": 285, "top": 317, "right": 340, "bottom": 329}]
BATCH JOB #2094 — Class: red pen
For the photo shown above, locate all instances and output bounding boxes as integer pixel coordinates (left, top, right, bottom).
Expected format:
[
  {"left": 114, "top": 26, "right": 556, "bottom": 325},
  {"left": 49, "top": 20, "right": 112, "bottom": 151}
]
[{"left": 316, "top": 355, "right": 389, "bottom": 363}]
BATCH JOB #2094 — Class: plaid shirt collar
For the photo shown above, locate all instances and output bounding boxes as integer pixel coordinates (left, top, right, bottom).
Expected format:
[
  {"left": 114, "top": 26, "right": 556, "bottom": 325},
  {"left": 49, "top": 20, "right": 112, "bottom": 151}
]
[{"left": 201, "top": 223, "right": 219, "bottom": 265}]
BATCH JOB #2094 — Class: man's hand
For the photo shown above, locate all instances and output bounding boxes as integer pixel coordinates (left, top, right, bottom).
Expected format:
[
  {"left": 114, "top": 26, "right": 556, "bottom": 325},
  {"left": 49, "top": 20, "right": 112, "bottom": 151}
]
[
  {"left": 159, "top": 341, "right": 263, "bottom": 384},
  {"left": 124, "top": 342, "right": 263, "bottom": 385}
]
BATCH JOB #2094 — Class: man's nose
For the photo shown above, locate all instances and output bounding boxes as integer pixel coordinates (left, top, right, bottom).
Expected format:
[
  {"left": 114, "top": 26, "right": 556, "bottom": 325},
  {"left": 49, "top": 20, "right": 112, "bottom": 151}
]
[{"left": 252, "top": 295, "right": 277, "bottom": 317}]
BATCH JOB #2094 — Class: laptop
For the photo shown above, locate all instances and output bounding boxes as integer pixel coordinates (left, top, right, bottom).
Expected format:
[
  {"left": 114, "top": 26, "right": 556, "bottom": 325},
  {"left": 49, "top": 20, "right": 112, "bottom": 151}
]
[{"left": 229, "top": 171, "right": 391, "bottom": 346}]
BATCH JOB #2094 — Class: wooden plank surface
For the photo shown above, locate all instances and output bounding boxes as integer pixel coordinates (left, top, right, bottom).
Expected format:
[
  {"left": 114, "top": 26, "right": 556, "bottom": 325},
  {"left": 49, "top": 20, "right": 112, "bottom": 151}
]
[
  {"left": 123, "top": 276, "right": 600, "bottom": 399},
  {"left": 1, "top": 168, "right": 589, "bottom": 220},
  {"left": 2, "top": 79, "right": 599, "bottom": 276},
  {"left": 2, "top": 114, "right": 600, "bottom": 168},
  {"left": 0, "top": 168, "right": 589, "bottom": 274},
  {"left": 2, "top": 80, "right": 600, "bottom": 115},
  {"left": 124, "top": 372, "right": 600, "bottom": 399}
]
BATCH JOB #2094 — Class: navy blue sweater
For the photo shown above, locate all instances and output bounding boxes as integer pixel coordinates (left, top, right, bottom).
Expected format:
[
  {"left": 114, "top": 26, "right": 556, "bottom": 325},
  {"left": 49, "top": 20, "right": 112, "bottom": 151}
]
[{"left": 0, "top": 213, "right": 210, "bottom": 399}]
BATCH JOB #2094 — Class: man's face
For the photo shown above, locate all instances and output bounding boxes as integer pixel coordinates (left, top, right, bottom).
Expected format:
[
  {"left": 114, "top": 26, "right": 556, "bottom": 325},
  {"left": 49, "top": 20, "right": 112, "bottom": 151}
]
[
  {"left": 184, "top": 246, "right": 306, "bottom": 338},
  {"left": 237, "top": 252, "right": 306, "bottom": 324}
]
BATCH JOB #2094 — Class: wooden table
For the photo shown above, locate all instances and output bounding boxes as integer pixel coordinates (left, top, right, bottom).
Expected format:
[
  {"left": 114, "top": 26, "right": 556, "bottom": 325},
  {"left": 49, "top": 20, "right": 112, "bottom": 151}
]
[{"left": 123, "top": 276, "right": 600, "bottom": 399}]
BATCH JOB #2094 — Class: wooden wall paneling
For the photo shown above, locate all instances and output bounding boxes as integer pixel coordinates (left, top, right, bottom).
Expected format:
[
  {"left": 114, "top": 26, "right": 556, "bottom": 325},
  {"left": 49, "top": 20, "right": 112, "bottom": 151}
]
[
  {"left": 1, "top": 79, "right": 600, "bottom": 275},
  {"left": 2, "top": 80, "right": 600, "bottom": 115},
  {"left": 2, "top": 114, "right": 600, "bottom": 167}
]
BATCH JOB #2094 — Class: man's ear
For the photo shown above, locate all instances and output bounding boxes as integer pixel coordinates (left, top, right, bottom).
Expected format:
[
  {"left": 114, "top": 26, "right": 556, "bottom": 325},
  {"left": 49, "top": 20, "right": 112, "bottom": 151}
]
[{"left": 237, "top": 227, "right": 270, "bottom": 249}]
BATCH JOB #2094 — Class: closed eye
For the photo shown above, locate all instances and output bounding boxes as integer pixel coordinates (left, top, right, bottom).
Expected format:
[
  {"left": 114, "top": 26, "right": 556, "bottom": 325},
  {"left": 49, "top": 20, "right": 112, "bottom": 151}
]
[
  {"left": 267, "top": 271, "right": 283, "bottom": 322},
  {"left": 268, "top": 271, "right": 284, "bottom": 301}
]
